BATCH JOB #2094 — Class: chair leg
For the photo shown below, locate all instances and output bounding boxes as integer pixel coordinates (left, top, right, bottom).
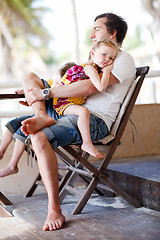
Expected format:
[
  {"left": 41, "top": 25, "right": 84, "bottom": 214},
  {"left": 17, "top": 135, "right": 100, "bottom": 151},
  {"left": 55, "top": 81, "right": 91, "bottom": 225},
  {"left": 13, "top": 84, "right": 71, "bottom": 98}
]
[
  {"left": 0, "top": 192, "right": 12, "bottom": 205},
  {"left": 25, "top": 173, "right": 42, "bottom": 197},
  {"left": 99, "top": 173, "right": 142, "bottom": 208},
  {"left": 80, "top": 175, "right": 104, "bottom": 196},
  {"left": 59, "top": 171, "right": 80, "bottom": 204},
  {"left": 59, "top": 169, "right": 73, "bottom": 192},
  {"left": 72, "top": 178, "right": 99, "bottom": 215}
]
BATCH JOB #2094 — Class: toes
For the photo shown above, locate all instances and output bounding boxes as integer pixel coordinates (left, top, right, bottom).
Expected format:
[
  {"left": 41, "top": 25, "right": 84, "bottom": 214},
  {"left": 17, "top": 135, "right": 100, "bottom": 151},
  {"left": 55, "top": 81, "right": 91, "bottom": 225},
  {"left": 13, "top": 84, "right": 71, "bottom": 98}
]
[
  {"left": 43, "top": 212, "right": 65, "bottom": 231},
  {"left": 21, "top": 126, "right": 29, "bottom": 136},
  {"left": 55, "top": 221, "right": 61, "bottom": 229},
  {"left": 96, "top": 153, "right": 103, "bottom": 158},
  {"left": 43, "top": 221, "right": 58, "bottom": 231},
  {"left": 52, "top": 222, "right": 57, "bottom": 230},
  {"left": 48, "top": 223, "right": 54, "bottom": 231},
  {"left": 43, "top": 223, "right": 49, "bottom": 231}
]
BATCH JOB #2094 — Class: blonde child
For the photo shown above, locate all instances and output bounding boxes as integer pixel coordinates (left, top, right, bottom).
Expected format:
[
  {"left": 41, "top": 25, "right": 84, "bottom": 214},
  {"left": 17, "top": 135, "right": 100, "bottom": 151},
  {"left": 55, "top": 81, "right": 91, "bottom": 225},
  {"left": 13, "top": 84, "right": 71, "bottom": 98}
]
[{"left": 53, "top": 40, "right": 117, "bottom": 158}]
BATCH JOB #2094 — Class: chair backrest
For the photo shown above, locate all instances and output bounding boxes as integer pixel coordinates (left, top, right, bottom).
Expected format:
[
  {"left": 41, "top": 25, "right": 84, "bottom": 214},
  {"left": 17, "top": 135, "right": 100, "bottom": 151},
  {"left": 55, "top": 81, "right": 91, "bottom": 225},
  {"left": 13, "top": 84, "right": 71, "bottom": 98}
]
[{"left": 99, "top": 66, "right": 150, "bottom": 145}]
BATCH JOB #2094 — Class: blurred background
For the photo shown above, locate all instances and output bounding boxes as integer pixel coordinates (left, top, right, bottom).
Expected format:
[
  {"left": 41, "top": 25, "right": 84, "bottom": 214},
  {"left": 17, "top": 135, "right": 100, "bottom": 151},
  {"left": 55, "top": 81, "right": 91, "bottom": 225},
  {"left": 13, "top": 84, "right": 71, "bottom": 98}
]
[{"left": 0, "top": 0, "right": 160, "bottom": 136}]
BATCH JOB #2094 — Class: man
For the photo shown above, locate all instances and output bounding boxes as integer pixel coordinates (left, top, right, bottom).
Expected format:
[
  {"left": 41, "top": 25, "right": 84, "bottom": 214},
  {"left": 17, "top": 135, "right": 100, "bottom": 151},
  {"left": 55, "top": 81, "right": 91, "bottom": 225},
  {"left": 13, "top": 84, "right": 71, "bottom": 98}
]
[{"left": 16, "top": 13, "right": 136, "bottom": 231}]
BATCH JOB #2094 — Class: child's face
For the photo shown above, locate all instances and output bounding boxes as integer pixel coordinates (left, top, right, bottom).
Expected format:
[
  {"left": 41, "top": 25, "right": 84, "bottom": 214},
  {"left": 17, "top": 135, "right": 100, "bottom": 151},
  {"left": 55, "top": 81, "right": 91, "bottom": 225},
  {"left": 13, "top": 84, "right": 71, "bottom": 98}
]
[{"left": 91, "top": 45, "right": 116, "bottom": 68}]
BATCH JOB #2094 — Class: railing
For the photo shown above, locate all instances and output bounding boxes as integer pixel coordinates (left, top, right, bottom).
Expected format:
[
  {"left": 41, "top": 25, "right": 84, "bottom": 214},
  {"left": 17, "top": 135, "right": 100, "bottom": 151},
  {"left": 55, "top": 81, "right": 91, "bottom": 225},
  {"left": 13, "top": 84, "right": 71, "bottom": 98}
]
[
  {"left": 135, "top": 69, "right": 160, "bottom": 104},
  {"left": 0, "top": 69, "right": 160, "bottom": 138}
]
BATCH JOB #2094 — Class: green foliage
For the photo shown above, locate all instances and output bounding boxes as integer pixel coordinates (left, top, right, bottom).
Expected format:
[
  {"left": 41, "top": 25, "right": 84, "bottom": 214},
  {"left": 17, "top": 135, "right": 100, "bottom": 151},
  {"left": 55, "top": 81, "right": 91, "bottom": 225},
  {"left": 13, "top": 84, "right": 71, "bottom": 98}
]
[
  {"left": 3, "top": 0, "right": 52, "bottom": 43},
  {"left": 0, "top": 0, "right": 53, "bottom": 63},
  {"left": 124, "top": 25, "right": 145, "bottom": 50},
  {"left": 84, "top": 26, "right": 92, "bottom": 46}
]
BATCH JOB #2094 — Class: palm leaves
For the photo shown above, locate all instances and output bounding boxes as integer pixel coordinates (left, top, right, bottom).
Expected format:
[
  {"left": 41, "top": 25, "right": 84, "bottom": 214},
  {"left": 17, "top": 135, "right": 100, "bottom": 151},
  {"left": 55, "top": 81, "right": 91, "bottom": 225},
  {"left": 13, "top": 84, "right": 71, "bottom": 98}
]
[{"left": 0, "top": 0, "right": 52, "bottom": 82}]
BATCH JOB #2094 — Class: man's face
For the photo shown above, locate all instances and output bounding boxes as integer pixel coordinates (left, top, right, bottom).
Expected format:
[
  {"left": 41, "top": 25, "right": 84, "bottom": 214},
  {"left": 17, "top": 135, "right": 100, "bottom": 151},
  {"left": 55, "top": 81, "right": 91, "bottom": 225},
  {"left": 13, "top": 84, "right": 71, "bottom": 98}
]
[{"left": 90, "top": 17, "right": 111, "bottom": 44}]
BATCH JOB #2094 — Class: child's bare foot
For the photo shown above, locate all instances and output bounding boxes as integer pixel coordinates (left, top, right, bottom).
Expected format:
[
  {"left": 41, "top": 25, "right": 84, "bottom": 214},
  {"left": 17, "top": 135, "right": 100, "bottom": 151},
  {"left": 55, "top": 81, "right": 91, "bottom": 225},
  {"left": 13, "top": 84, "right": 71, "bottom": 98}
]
[
  {"left": 81, "top": 142, "right": 103, "bottom": 158},
  {"left": 0, "top": 165, "right": 18, "bottom": 177},
  {"left": 21, "top": 113, "right": 55, "bottom": 136},
  {"left": 43, "top": 209, "right": 65, "bottom": 231}
]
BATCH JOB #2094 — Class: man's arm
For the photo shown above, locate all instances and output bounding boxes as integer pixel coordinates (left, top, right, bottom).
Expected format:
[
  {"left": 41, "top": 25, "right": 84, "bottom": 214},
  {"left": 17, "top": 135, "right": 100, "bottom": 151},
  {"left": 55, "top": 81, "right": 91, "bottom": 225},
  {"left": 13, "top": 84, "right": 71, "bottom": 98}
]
[
  {"left": 24, "top": 77, "right": 98, "bottom": 106},
  {"left": 108, "top": 73, "right": 119, "bottom": 86},
  {"left": 50, "top": 79, "right": 97, "bottom": 98},
  {"left": 50, "top": 71, "right": 119, "bottom": 98},
  {"left": 23, "top": 72, "right": 118, "bottom": 106}
]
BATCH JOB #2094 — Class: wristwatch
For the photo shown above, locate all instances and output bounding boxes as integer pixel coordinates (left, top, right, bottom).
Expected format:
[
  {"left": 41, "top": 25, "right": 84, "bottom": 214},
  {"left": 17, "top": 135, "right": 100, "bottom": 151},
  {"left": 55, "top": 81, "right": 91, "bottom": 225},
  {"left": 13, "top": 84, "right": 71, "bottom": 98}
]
[{"left": 42, "top": 88, "right": 50, "bottom": 100}]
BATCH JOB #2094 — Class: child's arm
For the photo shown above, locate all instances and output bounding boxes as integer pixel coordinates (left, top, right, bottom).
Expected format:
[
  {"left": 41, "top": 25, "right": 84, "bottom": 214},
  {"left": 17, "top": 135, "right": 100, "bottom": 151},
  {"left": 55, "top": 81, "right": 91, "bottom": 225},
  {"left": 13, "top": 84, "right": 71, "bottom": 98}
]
[{"left": 84, "top": 64, "right": 113, "bottom": 92}]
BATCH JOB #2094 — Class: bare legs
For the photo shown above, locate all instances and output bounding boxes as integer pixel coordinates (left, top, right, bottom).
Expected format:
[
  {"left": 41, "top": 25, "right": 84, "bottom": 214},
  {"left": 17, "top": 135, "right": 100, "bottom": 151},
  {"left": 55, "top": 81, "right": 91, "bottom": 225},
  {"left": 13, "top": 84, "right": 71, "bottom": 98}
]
[
  {"left": 31, "top": 131, "right": 65, "bottom": 230},
  {"left": 64, "top": 105, "right": 103, "bottom": 158},
  {"left": 0, "top": 129, "right": 26, "bottom": 177},
  {"left": 0, "top": 129, "right": 13, "bottom": 159},
  {"left": 21, "top": 73, "right": 55, "bottom": 135}
]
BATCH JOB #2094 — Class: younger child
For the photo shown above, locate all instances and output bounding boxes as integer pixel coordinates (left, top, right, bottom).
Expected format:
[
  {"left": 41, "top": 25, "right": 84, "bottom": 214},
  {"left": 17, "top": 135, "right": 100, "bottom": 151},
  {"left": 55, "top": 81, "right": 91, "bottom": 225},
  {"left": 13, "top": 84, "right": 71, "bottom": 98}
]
[{"left": 0, "top": 63, "right": 76, "bottom": 177}]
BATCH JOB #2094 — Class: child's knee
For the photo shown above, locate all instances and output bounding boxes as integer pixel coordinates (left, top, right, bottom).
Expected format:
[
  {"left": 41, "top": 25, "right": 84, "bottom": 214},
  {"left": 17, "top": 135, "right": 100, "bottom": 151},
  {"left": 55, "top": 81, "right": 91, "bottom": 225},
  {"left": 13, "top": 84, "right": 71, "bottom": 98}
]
[{"left": 81, "top": 107, "right": 90, "bottom": 117}]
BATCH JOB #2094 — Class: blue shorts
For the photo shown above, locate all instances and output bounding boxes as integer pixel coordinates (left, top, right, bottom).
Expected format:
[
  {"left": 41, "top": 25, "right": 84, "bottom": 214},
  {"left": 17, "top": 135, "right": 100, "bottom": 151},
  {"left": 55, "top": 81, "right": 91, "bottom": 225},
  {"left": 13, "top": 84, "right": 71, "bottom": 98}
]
[
  {"left": 6, "top": 115, "right": 33, "bottom": 143},
  {"left": 42, "top": 113, "right": 109, "bottom": 150},
  {"left": 6, "top": 79, "right": 109, "bottom": 148}
]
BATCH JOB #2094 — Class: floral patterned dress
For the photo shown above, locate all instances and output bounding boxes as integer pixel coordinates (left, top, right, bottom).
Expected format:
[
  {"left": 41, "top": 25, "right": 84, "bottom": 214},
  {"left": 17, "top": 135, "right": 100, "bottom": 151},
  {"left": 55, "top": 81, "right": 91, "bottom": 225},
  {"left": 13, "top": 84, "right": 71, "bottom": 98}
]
[{"left": 53, "top": 63, "right": 90, "bottom": 116}]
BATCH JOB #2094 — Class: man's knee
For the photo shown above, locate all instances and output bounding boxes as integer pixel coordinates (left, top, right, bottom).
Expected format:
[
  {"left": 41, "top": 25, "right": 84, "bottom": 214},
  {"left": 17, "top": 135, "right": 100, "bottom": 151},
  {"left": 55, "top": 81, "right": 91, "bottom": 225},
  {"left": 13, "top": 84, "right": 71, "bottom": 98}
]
[{"left": 31, "top": 131, "right": 48, "bottom": 152}]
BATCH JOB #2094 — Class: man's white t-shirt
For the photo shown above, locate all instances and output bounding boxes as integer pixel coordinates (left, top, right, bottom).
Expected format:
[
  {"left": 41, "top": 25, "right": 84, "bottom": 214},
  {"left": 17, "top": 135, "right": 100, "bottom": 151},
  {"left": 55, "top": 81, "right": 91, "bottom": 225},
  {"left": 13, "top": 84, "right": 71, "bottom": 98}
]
[{"left": 84, "top": 51, "right": 136, "bottom": 130}]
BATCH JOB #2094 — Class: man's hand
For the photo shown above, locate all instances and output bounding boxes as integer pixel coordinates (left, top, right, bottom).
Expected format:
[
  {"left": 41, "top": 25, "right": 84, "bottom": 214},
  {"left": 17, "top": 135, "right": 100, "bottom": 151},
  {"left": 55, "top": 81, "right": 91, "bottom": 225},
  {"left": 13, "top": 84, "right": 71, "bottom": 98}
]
[
  {"left": 24, "top": 88, "right": 44, "bottom": 106},
  {"left": 15, "top": 89, "right": 24, "bottom": 94},
  {"left": 15, "top": 89, "right": 29, "bottom": 107}
]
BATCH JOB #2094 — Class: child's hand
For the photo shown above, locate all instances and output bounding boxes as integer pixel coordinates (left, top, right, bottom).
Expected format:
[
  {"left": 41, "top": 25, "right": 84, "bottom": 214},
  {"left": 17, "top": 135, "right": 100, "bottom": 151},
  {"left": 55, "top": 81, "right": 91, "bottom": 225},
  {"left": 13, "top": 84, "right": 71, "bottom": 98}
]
[{"left": 102, "top": 63, "right": 113, "bottom": 73}]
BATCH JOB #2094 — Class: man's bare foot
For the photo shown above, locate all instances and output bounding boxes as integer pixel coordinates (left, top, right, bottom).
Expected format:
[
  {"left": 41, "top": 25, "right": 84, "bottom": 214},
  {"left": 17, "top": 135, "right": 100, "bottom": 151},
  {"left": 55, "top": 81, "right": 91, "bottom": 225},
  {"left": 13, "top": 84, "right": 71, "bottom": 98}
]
[
  {"left": 21, "top": 113, "right": 55, "bottom": 136},
  {"left": 81, "top": 142, "right": 103, "bottom": 158},
  {"left": 0, "top": 165, "right": 18, "bottom": 177},
  {"left": 43, "top": 209, "right": 65, "bottom": 231}
]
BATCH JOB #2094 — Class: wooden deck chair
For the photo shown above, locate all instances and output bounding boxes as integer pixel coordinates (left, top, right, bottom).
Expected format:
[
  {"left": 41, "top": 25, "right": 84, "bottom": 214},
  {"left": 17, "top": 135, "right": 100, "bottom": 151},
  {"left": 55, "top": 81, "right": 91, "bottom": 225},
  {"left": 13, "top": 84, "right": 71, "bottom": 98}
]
[{"left": 54, "top": 66, "right": 150, "bottom": 215}]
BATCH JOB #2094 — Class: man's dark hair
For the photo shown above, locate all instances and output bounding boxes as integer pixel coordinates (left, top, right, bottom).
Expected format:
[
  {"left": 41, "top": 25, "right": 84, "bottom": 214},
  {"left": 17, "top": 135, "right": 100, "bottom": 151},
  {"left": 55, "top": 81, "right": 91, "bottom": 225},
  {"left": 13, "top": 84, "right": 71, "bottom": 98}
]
[{"left": 95, "top": 13, "right": 128, "bottom": 46}]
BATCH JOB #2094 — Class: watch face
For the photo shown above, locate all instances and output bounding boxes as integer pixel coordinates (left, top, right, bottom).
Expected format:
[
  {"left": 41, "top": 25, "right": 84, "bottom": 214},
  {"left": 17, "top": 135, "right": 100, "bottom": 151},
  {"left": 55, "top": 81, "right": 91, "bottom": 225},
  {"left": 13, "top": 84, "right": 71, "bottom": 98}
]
[
  {"left": 43, "top": 89, "right": 50, "bottom": 99},
  {"left": 43, "top": 89, "right": 49, "bottom": 94}
]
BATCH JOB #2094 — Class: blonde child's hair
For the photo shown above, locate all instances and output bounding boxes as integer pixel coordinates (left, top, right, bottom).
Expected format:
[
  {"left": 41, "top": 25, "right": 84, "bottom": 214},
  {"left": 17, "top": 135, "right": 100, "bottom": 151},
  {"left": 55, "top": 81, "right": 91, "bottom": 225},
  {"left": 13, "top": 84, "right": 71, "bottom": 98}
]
[{"left": 89, "top": 40, "right": 118, "bottom": 60}]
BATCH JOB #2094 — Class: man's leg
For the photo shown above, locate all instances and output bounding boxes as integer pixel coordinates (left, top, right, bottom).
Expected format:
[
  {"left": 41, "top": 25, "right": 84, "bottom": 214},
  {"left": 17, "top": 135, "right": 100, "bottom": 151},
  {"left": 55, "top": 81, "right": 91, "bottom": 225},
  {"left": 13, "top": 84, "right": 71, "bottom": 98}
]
[
  {"left": 31, "top": 131, "right": 65, "bottom": 231},
  {"left": 41, "top": 114, "right": 109, "bottom": 150},
  {"left": 21, "top": 73, "right": 55, "bottom": 135}
]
